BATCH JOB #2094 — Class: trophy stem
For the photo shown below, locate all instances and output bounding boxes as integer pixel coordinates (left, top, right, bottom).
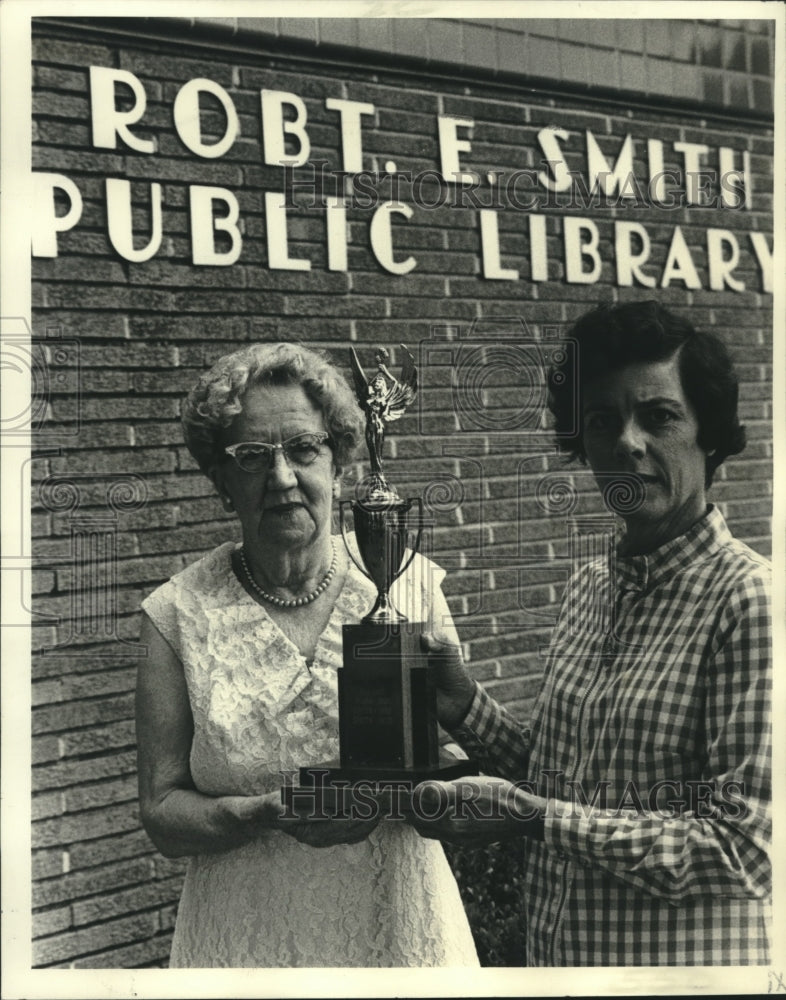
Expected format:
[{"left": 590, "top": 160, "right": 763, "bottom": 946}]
[{"left": 363, "top": 592, "right": 407, "bottom": 625}]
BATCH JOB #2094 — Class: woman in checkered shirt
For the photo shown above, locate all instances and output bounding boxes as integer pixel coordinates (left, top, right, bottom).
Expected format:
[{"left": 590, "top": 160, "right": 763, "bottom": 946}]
[{"left": 410, "top": 301, "right": 772, "bottom": 966}]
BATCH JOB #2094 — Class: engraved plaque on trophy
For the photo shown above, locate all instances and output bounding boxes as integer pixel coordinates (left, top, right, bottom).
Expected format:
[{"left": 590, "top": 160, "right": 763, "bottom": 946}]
[{"left": 282, "top": 346, "right": 477, "bottom": 813}]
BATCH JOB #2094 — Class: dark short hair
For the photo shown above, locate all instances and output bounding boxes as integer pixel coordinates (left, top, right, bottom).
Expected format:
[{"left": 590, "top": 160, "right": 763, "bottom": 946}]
[{"left": 547, "top": 300, "right": 746, "bottom": 487}]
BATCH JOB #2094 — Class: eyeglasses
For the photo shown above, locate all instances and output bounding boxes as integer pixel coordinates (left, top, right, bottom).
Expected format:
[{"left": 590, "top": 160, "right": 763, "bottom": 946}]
[{"left": 224, "top": 433, "right": 332, "bottom": 474}]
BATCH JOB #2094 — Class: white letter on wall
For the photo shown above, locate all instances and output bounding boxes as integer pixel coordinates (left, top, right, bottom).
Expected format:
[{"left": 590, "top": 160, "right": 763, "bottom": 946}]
[
  {"left": 749, "top": 232, "right": 772, "bottom": 294},
  {"left": 261, "top": 90, "right": 310, "bottom": 167},
  {"left": 564, "top": 218, "right": 601, "bottom": 284},
  {"left": 614, "top": 221, "right": 655, "bottom": 288},
  {"left": 89, "top": 66, "right": 155, "bottom": 153},
  {"left": 106, "top": 179, "right": 163, "bottom": 262},
  {"left": 647, "top": 139, "right": 667, "bottom": 205},
  {"left": 325, "top": 98, "right": 375, "bottom": 173},
  {"left": 480, "top": 211, "right": 518, "bottom": 280},
  {"left": 369, "top": 202, "right": 416, "bottom": 275},
  {"left": 707, "top": 229, "right": 745, "bottom": 292},
  {"left": 174, "top": 78, "right": 239, "bottom": 159},
  {"left": 537, "top": 128, "right": 572, "bottom": 192},
  {"left": 265, "top": 191, "right": 310, "bottom": 271},
  {"left": 718, "top": 147, "right": 753, "bottom": 210},
  {"left": 438, "top": 116, "right": 476, "bottom": 184},
  {"left": 673, "top": 140, "right": 710, "bottom": 205},
  {"left": 31, "top": 173, "right": 83, "bottom": 258},
  {"left": 529, "top": 214, "right": 548, "bottom": 282},
  {"left": 190, "top": 186, "right": 242, "bottom": 266},
  {"left": 325, "top": 196, "right": 348, "bottom": 272},
  {"left": 586, "top": 132, "right": 634, "bottom": 197},
  {"left": 660, "top": 226, "right": 701, "bottom": 289}
]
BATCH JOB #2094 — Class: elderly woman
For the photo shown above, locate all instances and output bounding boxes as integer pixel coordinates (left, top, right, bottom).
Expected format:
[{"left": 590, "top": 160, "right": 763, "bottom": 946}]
[
  {"left": 413, "top": 300, "right": 772, "bottom": 966},
  {"left": 136, "top": 342, "right": 479, "bottom": 968}
]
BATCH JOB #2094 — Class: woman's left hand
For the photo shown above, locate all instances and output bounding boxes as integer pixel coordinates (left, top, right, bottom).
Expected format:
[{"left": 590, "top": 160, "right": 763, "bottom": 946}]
[
  {"left": 277, "top": 815, "right": 381, "bottom": 848},
  {"left": 405, "top": 776, "right": 548, "bottom": 847}
]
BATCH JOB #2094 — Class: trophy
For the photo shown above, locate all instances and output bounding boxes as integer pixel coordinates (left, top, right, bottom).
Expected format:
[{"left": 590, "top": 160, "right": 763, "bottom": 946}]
[{"left": 282, "top": 345, "right": 477, "bottom": 815}]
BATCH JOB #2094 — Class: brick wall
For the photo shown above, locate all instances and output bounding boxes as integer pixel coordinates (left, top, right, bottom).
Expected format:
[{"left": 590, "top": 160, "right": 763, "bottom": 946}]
[{"left": 29, "top": 16, "right": 774, "bottom": 967}]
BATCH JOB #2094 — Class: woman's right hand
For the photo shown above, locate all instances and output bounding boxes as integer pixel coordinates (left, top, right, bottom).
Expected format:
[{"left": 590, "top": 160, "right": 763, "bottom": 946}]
[
  {"left": 229, "top": 790, "right": 380, "bottom": 848},
  {"left": 222, "top": 791, "right": 288, "bottom": 832},
  {"left": 421, "top": 631, "right": 476, "bottom": 731}
]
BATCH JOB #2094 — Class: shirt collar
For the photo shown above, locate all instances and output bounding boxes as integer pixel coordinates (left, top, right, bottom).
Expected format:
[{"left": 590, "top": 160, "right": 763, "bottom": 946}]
[{"left": 614, "top": 505, "right": 731, "bottom": 592}]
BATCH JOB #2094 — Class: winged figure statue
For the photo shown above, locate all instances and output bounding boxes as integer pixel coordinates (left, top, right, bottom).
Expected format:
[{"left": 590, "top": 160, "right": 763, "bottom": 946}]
[{"left": 349, "top": 345, "right": 418, "bottom": 487}]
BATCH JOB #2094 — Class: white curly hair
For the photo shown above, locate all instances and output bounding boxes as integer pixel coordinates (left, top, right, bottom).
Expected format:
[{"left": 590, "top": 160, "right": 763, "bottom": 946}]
[{"left": 182, "top": 342, "right": 363, "bottom": 476}]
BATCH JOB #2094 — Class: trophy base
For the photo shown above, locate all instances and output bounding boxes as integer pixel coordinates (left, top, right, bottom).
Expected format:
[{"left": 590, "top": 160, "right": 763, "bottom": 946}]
[
  {"left": 339, "top": 621, "right": 439, "bottom": 771},
  {"left": 280, "top": 755, "right": 479, "bottom": 818},
  {"left": 300, "top": 756, "right": 480, "bottom": 786}
]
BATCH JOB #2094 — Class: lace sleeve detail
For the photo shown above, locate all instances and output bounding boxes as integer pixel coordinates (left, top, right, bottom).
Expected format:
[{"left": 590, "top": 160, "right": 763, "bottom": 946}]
[{"left": 141, "top": 579, "right": 182, "bottom": 656}]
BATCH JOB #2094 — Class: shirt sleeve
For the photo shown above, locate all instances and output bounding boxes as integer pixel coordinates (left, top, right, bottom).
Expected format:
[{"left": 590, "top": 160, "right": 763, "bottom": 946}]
[
  {"left": 448, "top": 682, "right": 531, "bottom": 778},
  {"left": 417, "top": 555, "right": 468, "bottom": 760},
  {"left": 409, "top": 551, "right": 531, "bottom": 775},
  {"left": 545, "top": 571, "right": 772, "bottom": 904},
  {"left": 140, "top": 578, "right": 181, "bottom": 655}
]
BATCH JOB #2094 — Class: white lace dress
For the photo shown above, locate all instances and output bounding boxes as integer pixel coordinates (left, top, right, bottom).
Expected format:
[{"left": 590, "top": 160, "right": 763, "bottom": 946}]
[{"left": 141, "top": 540, "right": 479, "bottom": 968}]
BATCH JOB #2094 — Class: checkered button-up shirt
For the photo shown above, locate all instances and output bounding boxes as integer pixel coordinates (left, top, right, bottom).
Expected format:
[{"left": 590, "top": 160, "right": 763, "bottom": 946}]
[{"left": 452, "top": 506, "right": 772, "bottom": 966}]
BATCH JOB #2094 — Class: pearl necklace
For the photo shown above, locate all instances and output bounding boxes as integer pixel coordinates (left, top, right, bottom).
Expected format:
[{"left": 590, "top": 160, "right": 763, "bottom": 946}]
[{"left": 239, "top": 540, "right": 338, "bottom": 608}]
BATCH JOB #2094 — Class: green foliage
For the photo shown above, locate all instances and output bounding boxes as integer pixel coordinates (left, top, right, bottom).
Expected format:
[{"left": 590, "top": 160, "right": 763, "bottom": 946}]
[{"left": 444, "top": 839, "right": 528, "bottom": 967}]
